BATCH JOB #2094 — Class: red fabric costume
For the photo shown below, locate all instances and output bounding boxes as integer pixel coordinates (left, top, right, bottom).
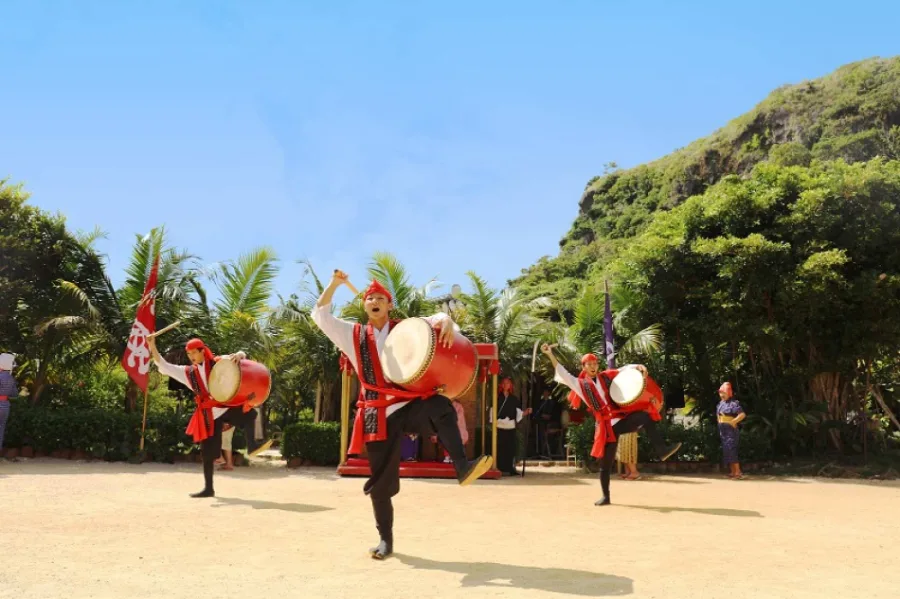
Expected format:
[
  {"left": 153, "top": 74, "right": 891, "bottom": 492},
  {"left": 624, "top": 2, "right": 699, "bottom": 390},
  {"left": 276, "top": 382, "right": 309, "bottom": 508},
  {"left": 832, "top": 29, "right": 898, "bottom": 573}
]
[
  {"left": 183, "top": 338, "right": 222, "bottom": 443},
  {"left": 566, "top": 354, "right": 663, "bottom": 459},
  {"left": 347, "top": 280, "right": 422, "bottom": 455}
]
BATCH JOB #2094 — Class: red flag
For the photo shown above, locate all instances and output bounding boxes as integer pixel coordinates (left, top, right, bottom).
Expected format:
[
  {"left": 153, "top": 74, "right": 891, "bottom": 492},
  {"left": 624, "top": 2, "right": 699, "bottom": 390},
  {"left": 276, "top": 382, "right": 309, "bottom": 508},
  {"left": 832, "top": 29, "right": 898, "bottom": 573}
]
[{"left": 121, "top": 253, "right": 160, "bottom": 391}]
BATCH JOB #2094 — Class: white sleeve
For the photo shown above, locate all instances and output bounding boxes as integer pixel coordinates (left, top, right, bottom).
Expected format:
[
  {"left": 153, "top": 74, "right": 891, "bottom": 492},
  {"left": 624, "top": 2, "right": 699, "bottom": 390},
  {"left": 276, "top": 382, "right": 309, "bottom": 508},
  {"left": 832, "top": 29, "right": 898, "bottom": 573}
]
[
  {"left": 154, "top": 356, "right": 191, "bottom": 389},
  {"left": 310, "top": 302, "right": 357, "bottom": 365},
  {"left": 422, "top": 311, "right": 461, "bottom": 333},
  {"left": 516, "top": 408, "right": 524, "bottom": 423},
  {"left": 554, "top": 363, "right": 584, "bottom": 401}
]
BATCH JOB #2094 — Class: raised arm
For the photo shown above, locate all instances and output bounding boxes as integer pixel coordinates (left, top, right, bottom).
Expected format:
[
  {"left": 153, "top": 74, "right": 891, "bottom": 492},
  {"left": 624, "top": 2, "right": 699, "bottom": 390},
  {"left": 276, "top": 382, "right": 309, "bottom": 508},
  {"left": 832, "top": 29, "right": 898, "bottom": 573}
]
[
  {"left": 541, "top": 344, "right": 584, "bottom": 408},
  {"left": 310, "top": 269, "right": 357, "bottom": 360},
  {"left": 148, "top": 337, "right": 191, "bottom": 389}
]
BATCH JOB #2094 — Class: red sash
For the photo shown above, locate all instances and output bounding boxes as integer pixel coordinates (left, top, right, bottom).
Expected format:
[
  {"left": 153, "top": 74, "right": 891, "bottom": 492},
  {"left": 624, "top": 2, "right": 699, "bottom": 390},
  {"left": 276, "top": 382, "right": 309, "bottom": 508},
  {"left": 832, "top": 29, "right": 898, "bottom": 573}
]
[
  {"left": 576, "top": 373, "right": 619, "bottom": 459},
  {"left": 348, "top": 320, "right": 421, "bottom": 454},
  {"left": 184, "top": 359, "right": 220, "bottom": 443}
]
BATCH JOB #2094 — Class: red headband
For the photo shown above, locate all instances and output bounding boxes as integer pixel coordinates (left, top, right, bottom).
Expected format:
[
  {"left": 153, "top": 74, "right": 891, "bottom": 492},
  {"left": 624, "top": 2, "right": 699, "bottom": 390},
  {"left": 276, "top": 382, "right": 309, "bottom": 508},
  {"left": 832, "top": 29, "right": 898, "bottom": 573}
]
[
  {"left": 185, "top": 338, "right": 215, "bottom": 363},
  {"left": 581, "top": 353, "right": 599, "bottom": 365},
  {"left": 719, "top": 382, "right": 733, "bottom": 398},
  {"left": 363, "top": 279, "right": 393, "bottom": 303}
]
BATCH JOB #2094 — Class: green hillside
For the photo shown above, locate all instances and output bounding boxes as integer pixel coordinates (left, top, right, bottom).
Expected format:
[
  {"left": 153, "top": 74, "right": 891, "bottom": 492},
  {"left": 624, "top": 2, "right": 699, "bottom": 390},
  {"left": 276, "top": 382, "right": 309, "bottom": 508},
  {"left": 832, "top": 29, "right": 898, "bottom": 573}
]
[{"left": 514, "top": 56, "right": 900, "bottom": 313}]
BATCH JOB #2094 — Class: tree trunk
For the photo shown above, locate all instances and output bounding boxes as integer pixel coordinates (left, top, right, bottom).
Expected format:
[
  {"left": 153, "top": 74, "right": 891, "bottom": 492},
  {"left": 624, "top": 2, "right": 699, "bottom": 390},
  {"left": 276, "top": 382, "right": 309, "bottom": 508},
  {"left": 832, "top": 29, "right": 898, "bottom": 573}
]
[
  {"left": 124, "top": 379, "right": 139, "bottom": 412},
  {"left": 314, "top": 381, "right": 323, "bottom": 423},
  {"left": 810, "top": 371, "right": 846, "bottom": 452}
]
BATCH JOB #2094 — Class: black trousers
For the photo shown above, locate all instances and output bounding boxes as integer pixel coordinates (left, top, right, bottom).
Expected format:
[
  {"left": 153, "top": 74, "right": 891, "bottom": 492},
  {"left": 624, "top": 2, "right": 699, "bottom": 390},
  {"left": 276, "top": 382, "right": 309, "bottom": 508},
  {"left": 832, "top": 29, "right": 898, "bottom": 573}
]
[
  {"left": 198, "top": 407, "right": 259, "bottom": 491},
  {"left": 598, "top": 411, "right": 668, "bottom": 499},
  {"left": 497, "top": 428, "right": 517, "bottom": 474},
  {"left": 364, "top": 395, "right": 468, "bottom": 544}
]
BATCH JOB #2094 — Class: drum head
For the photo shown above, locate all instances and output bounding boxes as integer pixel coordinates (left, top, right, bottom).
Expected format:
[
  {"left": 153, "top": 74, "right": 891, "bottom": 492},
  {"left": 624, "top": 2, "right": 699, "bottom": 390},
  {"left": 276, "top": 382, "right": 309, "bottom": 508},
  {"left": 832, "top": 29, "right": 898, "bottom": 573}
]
[
  {"left": 209, "top": 359, "right": 241, "bottom": 403},
  {"left": 380, "top": 318, "right": 434, "bottom": 384},
  {"left": 609, "top": 368, "right": 646, "bottom": 406}
]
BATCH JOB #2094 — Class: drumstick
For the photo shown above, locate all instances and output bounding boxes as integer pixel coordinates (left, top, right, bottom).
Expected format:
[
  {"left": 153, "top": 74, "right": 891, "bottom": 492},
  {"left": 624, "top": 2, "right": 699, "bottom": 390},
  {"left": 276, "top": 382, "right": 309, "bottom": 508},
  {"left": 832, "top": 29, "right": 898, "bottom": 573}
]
[
  {"left": 147, "top": 320, "right": 181, "bottom": 340},
  {"left": 334, "top": 270, "right": 360, "bottom": 296}
]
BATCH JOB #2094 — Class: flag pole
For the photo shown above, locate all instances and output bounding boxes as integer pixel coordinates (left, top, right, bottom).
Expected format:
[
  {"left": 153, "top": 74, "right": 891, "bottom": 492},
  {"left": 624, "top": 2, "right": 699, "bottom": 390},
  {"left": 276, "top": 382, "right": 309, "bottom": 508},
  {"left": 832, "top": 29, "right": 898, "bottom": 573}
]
[{"left": 139, "top": 386, "right": 150, "bottom": 452}]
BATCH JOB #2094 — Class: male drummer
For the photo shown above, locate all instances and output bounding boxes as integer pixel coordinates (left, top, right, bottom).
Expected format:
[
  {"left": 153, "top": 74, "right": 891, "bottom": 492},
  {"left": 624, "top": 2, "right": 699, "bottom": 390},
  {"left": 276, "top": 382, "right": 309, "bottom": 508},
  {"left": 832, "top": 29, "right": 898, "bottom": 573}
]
[
  {"left": 149, "top": 337, "right": 273, "bottom": 498},
  {"left": 540, "top": 344, "right": 681, "bottom": 506},
  {"left": 311, "top": 270, "right": 493, "bottom": 560}
]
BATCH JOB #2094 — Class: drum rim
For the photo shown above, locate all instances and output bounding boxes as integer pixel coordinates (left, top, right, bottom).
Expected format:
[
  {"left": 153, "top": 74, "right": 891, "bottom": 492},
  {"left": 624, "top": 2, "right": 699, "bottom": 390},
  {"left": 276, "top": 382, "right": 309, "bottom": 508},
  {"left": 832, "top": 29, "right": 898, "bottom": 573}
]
[
  {"left": 452, "top": 344, "right": 479, "bottom": 399},
  {"left": 383, "top": 317, "right": 437, "bottom": 385},
  {"left": 610, "top": 368, "right": 646, "bottom": 406}
]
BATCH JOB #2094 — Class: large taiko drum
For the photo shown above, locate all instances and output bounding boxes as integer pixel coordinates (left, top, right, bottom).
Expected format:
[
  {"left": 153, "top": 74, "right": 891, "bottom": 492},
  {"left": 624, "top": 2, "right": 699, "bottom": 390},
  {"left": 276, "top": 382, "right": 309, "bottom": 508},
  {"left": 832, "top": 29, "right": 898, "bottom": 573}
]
[
  {"left": 209, "top": 358, "right": 272, "bottom": 409},
  {"left": 609, "top": 367, "right": 651, "bottom": 414},
  {"left": 379, "top": 318, "right": 478, "bottom": 399}
]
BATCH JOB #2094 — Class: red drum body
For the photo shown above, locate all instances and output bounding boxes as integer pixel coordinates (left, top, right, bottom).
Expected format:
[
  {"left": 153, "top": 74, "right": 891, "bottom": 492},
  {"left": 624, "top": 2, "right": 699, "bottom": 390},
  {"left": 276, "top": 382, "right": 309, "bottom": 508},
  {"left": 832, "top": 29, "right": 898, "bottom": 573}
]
[
  {"left": 209, "top": 359, "right": 272, "bottom": 409},
  {"left": 380, "top": 318, "right": 478, "bottom": 399}
]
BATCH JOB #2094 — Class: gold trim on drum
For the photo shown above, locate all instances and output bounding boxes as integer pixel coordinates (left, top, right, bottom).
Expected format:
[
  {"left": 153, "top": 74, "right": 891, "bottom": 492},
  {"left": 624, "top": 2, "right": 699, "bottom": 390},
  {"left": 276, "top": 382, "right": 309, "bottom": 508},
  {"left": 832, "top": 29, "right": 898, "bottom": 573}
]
[
  {"left": 452, "top": 344, "right": 479, "bottom": 399},
  {"left": 388, "top": 318, "right": 437, "bottom": 386}
]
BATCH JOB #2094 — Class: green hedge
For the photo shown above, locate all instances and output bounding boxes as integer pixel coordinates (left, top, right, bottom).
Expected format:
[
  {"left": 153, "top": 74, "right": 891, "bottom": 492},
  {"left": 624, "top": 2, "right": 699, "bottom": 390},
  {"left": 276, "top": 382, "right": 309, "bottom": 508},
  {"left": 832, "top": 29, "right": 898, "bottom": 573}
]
[
  {"left": 281, "top": 421, "right": 341, "bottom": 466},
  {"left": 3, "top": 398, "right": 193, "bottom": 462}
]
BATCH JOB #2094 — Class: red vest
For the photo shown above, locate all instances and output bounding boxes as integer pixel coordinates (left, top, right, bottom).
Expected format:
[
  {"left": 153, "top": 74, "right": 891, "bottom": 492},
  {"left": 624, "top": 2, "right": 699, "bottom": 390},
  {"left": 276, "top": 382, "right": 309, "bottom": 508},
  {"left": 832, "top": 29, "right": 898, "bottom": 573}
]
[
  {"left": 573, "top": 370, "right": 619, "bottom": 459},
  {"left": 347, "top": 320, "right": 420, "bottom": 455},
  {"left": 184, "top": 359, "right": 220, "bottom": 443}
]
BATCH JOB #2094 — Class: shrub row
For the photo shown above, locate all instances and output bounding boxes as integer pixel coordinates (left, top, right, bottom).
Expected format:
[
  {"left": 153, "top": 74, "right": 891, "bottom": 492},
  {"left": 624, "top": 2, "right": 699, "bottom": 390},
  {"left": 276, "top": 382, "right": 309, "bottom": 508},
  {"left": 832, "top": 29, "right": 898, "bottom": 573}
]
[
  {"left": 2, "top": 398, "right": 194, "bottom": 462},
  {"left": 281, "top": 421, "right": 341, "bottom": 466}
]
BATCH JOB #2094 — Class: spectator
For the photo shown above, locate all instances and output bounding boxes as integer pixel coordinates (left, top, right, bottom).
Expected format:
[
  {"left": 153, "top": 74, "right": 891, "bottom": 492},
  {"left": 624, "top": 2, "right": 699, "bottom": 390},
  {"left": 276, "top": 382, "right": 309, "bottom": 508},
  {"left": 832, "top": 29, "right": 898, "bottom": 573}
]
[{"left": 0, "top": 353, "right": 17, "bottom": 455}]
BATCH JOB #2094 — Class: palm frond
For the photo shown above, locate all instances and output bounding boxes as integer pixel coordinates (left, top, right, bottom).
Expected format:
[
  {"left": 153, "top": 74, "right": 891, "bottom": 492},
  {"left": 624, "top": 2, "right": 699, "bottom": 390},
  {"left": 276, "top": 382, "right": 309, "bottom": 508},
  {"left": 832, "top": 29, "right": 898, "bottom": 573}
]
[
  {"left": 213, "top": 247, "right": 279, "bottom": 320},
  {"left": 618, "top": 323, "right": 664, "bottom": 360}
]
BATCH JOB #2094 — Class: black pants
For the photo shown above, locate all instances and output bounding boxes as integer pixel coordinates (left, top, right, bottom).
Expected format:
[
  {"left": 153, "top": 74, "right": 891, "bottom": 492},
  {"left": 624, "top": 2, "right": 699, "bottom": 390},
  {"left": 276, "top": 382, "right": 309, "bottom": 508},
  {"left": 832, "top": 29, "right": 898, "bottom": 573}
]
[
  {"left": 598, "top": 411, "right": 668, "bottom": 499},
  {"left": 199, "top": 407, "right": 259, "bottom": 492},
  {"left": 497, "top": 428, "right": 517, "bottom": 474},
  {"left": 364, "top": 395, "right": 469, "bottom": 545}
]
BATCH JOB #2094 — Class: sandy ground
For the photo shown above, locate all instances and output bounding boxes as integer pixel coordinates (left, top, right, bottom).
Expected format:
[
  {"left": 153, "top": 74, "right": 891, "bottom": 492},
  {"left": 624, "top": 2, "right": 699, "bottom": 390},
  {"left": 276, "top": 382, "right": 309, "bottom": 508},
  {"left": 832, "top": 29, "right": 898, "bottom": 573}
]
[{"left": 2, "top": 459, "right": 900, "bottom": 599}]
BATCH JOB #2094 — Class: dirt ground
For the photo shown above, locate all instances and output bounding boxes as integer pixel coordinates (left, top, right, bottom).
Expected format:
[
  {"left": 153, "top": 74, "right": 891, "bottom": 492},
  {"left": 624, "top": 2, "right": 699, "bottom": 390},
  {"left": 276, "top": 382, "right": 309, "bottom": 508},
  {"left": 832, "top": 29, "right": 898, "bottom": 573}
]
[{"left": 2, "top": 459, "right": 899, "bottom": 599}]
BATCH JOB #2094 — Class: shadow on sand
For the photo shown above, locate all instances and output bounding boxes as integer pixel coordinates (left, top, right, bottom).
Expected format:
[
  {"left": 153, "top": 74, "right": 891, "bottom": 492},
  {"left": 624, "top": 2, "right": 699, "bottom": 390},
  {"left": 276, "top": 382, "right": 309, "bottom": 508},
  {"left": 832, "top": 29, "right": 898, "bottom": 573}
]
[
  {"left": 394, "top": 554, "right": 633, "bottom": 596},
  {"left": 617, "top": 503, "right": 763, "bottom": 518},
  {"left": 211, "top": 496, "right": 334, "bottom": 514}
]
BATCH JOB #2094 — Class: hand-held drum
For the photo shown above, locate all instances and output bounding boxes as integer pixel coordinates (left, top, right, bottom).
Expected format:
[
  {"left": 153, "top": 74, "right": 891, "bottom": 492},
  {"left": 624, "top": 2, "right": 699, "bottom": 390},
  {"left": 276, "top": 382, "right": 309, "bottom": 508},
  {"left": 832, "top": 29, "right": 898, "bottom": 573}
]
[
  {"left": 379, "top": 318, "right": 478, "bottom": 399},
  {"left": 608, "top": 367, "right": 649, "bottom": 413},
  {"left": 209, "top": 359, "right": 272, "bottom": 408}
]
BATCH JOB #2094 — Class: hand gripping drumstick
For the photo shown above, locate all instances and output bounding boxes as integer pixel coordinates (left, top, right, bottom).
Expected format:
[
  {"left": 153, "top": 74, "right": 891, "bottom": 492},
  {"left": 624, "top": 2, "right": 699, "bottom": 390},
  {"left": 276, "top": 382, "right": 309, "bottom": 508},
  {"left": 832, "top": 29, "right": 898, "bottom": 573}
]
[
  {"left": 147, "top": 320, "right": 181, "bottom": 340},
  {"left": 334, "top": 270, "right": 360, "bottom": 296}
]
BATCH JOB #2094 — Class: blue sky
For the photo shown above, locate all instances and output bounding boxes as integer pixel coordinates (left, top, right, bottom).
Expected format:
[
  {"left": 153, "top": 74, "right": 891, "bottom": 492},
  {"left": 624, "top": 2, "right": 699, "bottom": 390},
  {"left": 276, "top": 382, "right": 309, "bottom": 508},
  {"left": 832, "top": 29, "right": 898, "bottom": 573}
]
[{"left": 2, "top": 0, "right": 898, "bottom": 303}]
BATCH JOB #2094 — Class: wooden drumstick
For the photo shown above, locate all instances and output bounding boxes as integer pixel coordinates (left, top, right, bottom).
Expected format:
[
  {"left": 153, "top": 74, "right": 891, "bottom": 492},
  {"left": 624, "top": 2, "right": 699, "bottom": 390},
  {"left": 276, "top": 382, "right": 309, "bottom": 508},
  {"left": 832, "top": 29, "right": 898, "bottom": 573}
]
[
  {"left": 334, "top": 270, "right": 360, "bottom": 296},
  {"left": 147, "top": 320, "right": 181, "bottom": 340}
]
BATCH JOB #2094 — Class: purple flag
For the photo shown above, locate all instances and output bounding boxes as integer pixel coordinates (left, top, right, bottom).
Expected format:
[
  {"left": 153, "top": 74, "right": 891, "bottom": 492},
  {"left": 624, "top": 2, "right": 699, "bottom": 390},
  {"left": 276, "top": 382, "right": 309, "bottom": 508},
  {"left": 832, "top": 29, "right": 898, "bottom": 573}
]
[{"left": 604, "top": 280, "right": 615, "bottom": 369}]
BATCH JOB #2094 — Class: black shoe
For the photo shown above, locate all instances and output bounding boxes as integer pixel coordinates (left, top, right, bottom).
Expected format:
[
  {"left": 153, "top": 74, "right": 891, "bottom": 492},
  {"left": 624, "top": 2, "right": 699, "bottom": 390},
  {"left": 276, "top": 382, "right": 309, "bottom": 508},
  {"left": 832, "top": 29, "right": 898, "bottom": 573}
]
[
  {"left": 660, "top": 442, "right": 682, "bottom": 462},
  {"left": 369, "top": 540, "right": 393, "bottom": 560},
  {"left": 190, "top": 488, "right": 215, "bottom": 498},
  {"left": 594, "top": 496, "right": 611, "bottom": 506},
  {"left": 458, "top": 455, "right": 493, "bottom": 486}
]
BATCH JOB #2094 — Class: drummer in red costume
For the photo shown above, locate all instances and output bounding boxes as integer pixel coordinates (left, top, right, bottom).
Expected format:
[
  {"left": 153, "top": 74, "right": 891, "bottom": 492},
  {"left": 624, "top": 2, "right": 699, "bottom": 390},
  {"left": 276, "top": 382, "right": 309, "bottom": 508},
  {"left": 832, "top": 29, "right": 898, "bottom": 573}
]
[
  {"left": 540, "top": 344, "right": 681, "bottom": 506},
  {"left": 311, "top": 271, "right": 493, "bottom": 560},
  {"left": 149, "top": 337, "right": 273, "bottom": 498}
]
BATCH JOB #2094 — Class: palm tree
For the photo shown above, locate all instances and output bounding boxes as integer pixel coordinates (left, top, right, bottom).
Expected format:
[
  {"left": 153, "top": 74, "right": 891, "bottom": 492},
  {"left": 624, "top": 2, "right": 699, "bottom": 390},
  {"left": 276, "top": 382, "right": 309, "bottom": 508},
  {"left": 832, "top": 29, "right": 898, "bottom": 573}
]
[
  {"left": 550, "top": 284, "right": 663, "bottom": 376},
  {"left": 274, "top": 259, "right": 342, "bottom": 422},
  {"left": 31, "top": 226, "right": 201, "bottom": 407},
  {"left": 457, "top": 271, "right": 551, "bottom": 381},
  {"left": 340, "top": 251, "right": 442, "bottom": 323}
]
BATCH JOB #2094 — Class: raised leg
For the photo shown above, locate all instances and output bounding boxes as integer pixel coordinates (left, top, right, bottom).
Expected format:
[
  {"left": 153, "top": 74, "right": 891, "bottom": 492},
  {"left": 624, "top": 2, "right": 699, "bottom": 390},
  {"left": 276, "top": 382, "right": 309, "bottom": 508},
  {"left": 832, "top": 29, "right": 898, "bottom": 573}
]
[{"left": 412, "top": 395, "right": 492, "bottom": 485}]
